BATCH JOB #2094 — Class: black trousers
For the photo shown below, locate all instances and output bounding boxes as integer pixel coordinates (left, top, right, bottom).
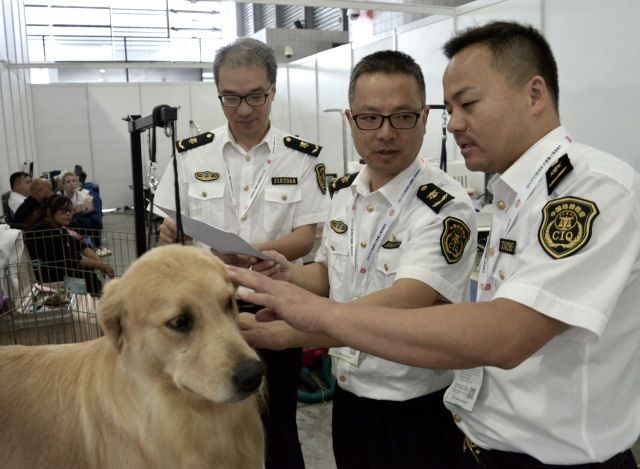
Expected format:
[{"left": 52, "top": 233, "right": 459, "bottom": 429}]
[
  {"left": 332, "top": 385, "right": 463, "bottom": 469},
  {"left": 259, "top": 347, "right": 306, "bottom": 469},
  {"left": 460, "top": 438, "right": 637, "bottom": 469}
]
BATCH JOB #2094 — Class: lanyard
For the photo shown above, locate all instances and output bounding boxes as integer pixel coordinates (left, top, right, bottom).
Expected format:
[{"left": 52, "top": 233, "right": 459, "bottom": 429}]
[
  {"left": 348, "top": 165, "right": 422, "bottom": 298},
  {"left": 224, "top": 131, "right": 277, "bottom": 222},
  {"left": 477, "top": 134, "right": 573, "bottom": 301}
]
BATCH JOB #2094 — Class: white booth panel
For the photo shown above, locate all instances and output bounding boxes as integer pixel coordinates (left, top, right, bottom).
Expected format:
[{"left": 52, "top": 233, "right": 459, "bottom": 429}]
[
  {"left": 545, "top": 0, "right": 640, "bottom": 171},
  {"left": 271, "top": 67, "right": 290, "bottom": 132},
  {"left": 87, "top": 84, "right": 141, "bottom": 209},
  {"left": 188, "top": 82, "right": 226, "bottom": 136},
  {"left": 32, "top": 84, "right": 92, "bottom": 177},
  {"left": 316, "top": 44, "right": 353, "bottom": 176},
  {"left": 352, "top": 37, "right": 395, "bottom": 63},
  {"left": 288, "top": 57, "right": 318, "bottom": 143},
  {"left": 397, "top": 17, "right": 456, "bottom": 165},
  {"left": 456, "top": 0, "right": 541, "bottom": 31}
]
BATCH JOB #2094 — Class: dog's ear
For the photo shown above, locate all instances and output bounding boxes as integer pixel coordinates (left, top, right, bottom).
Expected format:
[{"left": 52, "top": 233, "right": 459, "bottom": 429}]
[{"left": 98, "top": 278, "right": 126, "bottom": 351}]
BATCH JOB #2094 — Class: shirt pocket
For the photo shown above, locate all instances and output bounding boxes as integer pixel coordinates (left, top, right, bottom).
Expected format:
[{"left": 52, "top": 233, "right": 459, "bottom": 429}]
[
  {"left": 187, "top": 181, "right": 225, "bottom": 222},
  {"left": 375, "top": 248, "right": 399, "bottom": 287},
  {"left": 326, "top": 232, "right": 350, "bottom": 300},
  {"left": 263, "top": 185, "right": 302, "bottom": 235}
]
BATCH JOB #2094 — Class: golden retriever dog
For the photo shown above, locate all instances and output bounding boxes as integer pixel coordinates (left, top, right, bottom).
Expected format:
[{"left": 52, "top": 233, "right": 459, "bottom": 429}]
[{"left": 0, "top": 245, "right": 265, "bottom": 469}]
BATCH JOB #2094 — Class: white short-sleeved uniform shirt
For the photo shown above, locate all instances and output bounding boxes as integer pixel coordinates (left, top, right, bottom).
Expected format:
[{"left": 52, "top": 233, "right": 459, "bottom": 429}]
[
  {"left": 154, "top": 125, "right": 327, "bottom": 250},
  {"left": 445, "top": 126, "right": 640, "bottom": 464},
  {"left": 316, "top": 157, "right": 477, "bottom": 401},
  {"left": 8, "top": 191, "right": 26, "bottom": 213}
]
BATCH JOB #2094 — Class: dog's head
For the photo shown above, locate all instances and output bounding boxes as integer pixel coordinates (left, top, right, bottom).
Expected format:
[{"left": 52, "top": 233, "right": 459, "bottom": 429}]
[{"left": 99, "top": 245, "right": 264, "bottom": 404}]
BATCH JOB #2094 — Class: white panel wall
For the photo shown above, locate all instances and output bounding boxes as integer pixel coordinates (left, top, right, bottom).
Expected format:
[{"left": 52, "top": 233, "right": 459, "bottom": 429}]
[
  {"left": 288, "top": 57, "right": 319, "bottom": 143},
  {"left": 271, "top": 66, "right": 290, "bottom": 131},
  {"left": 397, "top": 17, "right": 456, "bottom": 165},
  {"left": 544, "top": 0, "right": 640, "bottom": 172},
  {"left": 316, "top": 44, "right": 352, "bottom": 176},
  {"left": 87, "top": 85, "right": 141, "bottom": 210},
  {"left": 455, "top": 0, "right": 540, "bottom": 30},
  {"left": 1, "top": 0, "right": 36, "bottom": 206}
]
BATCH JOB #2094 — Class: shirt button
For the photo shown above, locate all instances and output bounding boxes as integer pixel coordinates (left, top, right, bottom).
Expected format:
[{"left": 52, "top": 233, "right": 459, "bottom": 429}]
[
  {"left": 241, "top": 215, "right": 247, "bottom": 221},
  {"left": 496, "top": 200, "right": 506, "bottom": 210},
  {"left": 489, "top": 247, "right": 495, "bottom": 257},
  {"left": 201, "top": 192, "right": 207, "bottom": 197},
  {"left": 453, "top": 414, "right": 462, "bottom": 423},
  {"left": 339, "top": 375, "right": 347, "bottom": 383},
  {"left": 330, "top": 245, "right": 335, "bottom": 251},
  {"left": 281, "top": 195, "right": 288, "bottom": 201},
  {"left": 366, "top": 205, "right": 374, "bottom": 213},
  {"left": 243, "top": 185, "right": 249, "bottom": 192},
  {"left": 499, "top": 271, "right": 505, "bottom": 280},
  {"left": 245, "top": 155, "right": 251, "bottom": 162},
  {"left": 360, "top": 241, "right": 367, "bottom": 249},
  {"left": 384, "top": 263, "right": 389, "bottom": 271}
]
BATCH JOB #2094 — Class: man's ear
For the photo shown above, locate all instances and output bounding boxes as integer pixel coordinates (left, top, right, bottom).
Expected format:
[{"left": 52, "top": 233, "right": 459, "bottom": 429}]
[
  {"left": 98, "top": 278, "right": 126, "bottom": 351},
  {"left": 528, "top": 75, "right": 548, "bottom": 115}
]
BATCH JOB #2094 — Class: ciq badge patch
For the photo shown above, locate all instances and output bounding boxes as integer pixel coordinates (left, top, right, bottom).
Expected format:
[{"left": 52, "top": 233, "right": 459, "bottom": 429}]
[
  {"left": 539, "top": 196, "right": 599, "bottom": 259},
  {"left": 440, "top": 216, "right": 471, "bottom": 264}
]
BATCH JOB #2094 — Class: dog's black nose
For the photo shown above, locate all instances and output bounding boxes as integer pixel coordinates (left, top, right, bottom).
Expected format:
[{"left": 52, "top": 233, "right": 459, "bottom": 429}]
[{"left": 233, "top": 359, "right": 264, "bottom": 394}]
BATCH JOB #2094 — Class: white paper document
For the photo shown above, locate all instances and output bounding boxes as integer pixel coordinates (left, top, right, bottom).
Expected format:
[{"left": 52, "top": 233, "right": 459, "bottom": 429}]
[{"left": 155, "top": 205, "right": 271, "bottom": 261}]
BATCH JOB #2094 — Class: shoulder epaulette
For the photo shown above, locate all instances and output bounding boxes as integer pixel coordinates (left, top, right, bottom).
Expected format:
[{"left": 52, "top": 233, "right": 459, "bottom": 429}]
[
  {"left": 545, "top": 153, "right": 573, "bottom": 195},
  {"left": 176, "top": 132, "right": 215, "bottom": 153},
  {"left": 417, "top": 183, "right": 454, "bottom": 213},
  {"left": 329, "top": 173, "right": 358, "bottom": 198},
  {"left": 283, "top": 136, "right": 322, "bottom": 157}
]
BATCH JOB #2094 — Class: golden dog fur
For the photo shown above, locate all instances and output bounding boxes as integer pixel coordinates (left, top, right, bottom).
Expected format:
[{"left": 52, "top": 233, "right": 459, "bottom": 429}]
[{"left": 0, "top": 245, "right": 265, "bottom": 469}]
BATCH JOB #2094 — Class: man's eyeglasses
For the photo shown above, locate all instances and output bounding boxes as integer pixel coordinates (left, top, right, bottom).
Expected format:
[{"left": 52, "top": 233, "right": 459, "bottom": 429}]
[
  {"left": 351, "top": 111, "right": 422, "bottom": 130},
  {"left": 219, "top": 85, "right": 273, "bottom": 107}
]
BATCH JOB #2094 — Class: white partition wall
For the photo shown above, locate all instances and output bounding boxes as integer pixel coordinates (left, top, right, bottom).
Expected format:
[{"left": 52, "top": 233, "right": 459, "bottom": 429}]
[
  {"left": 316, "top": 44, "right": 353, "bottom": 176},
  {"left": 287, "top": 57, "right": 319, "bottom": 143},
  {"left": 271, "top": 66, "right": 290, "bottom": 132}
]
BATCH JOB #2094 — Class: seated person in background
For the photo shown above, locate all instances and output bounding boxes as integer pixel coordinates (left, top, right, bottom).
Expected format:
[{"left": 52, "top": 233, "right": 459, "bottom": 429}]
[
  {"left": 25, "top": 195, "right": 113, "bottom": 296},
  {"left": 8, "top": 172, "right": 32, "bottom": 214},
  {"left": 12, "top": 178, "right": 53, "bottom": 228},
  {"left": 59, "top": 171, "right": 110, "bottom": 257}
]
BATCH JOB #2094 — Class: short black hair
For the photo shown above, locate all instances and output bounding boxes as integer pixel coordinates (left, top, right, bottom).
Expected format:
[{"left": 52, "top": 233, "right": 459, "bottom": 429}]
[
  {"left": 10, "top": 171, "right": 29, "bottom": 190},
  {"left": 349, "top": 50, "right": 426, "bottom": 106},
  {"left": 45, "top": 194, "right": 73, "bottom": 216},
  {"left": 213, "top": 38, "right": 277, "bottom": 88},
  {"left": 443, "top": 21, "right": 559, "bottom": 113}
]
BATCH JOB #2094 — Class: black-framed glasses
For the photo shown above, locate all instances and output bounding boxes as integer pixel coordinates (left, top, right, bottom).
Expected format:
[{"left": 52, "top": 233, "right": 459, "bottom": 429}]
[
  {"left": 351, "top": 111, "right": 422, "bottom": 130},
  {"left": 218, "top": 85, "right": 273, "bottom": 107}
]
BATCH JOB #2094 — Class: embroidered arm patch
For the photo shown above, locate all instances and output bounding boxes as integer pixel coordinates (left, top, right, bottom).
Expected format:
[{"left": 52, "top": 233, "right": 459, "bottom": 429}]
[
  {"left": 441, "top": 217, "right": 471, "bottom": 264},
  {"left": 538, "top": 196, "right": 599, "bottom": 259}
]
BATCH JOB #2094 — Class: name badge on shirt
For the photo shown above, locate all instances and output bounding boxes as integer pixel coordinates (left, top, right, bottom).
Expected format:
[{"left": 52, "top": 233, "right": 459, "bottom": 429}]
[
  {"left": 444, "top": 367, "right": 484, "bottom": 412},
  {"left": 499, "top": 238, "right": 517, "bottom": 255},
  {"left": 329, "top": 347, "right": 361, "bottom": 366}
]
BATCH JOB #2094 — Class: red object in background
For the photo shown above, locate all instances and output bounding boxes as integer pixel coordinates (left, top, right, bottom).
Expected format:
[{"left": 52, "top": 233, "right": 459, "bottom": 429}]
[{"left": 303, "top": 348, "right": 328, "bottom": 367}]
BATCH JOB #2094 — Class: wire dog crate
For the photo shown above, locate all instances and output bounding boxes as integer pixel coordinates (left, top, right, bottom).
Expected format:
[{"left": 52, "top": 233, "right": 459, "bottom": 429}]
[{"left": 0, "top": 228, "right": 136, "bottom": 346}]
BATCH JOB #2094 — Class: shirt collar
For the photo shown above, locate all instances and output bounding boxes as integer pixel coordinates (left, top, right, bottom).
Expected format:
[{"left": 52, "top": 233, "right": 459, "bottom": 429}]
[
  {"left": 222, "top": 124, "right": 274, "bottom": 153},
  {"left": 352, "top": 156, "right": 425, "bottom": 203},
  {"left": 494, "top": 125, "right": 569, "bottom": 194}
]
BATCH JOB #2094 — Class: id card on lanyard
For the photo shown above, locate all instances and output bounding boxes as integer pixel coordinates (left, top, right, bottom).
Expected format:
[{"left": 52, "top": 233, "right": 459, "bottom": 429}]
[
  {"left": 330, "top": 165, "right": 422, "bottom": 366},
  {"left": 445, "top": 133, "right": 573, "bottom": 412},
  {"left": 224, "top": 131, "right": 277, "bottom": 224}
]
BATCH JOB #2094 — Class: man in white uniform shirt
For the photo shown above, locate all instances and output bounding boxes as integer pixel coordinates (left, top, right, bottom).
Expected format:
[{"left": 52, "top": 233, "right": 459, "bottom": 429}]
[
  {"left": 8, "top": 172, "right": 31, "bottom": 214},
  {"left": 155, "top": 38, "right": 327, "bottom": 469},
  {"left": 228, "top": 22, "right": 640, "bottom": 469},
  {"left": 241, "top": 50, "right": 477, "bottom": 469}
]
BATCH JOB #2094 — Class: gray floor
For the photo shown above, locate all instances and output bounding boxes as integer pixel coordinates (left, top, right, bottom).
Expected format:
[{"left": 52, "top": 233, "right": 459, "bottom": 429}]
[{"left": 101, "top": 211, "right": 639, "bottom": 468}]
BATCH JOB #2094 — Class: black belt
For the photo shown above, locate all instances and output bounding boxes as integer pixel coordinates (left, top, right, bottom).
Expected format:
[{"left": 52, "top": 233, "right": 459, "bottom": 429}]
[{"left": 464, "top": 436, "right": 635, "bottom": 469}]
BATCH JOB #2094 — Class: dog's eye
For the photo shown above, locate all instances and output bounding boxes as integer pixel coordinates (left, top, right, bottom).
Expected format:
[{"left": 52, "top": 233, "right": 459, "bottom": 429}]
[{"left": 166, "top": 312, "right": 194, "bottom": 333}]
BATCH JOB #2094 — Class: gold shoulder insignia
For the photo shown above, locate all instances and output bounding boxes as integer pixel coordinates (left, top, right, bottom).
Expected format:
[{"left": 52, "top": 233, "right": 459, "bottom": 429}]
[
  {"left": 283, "top": 136, "right": 322, "bottom": 157},
  {"left": 176, "top": 132, "right": 215, "bottom": 153},
  {"left": 330, "top": 220, "right": 348, "bottom": 234},
  {"left": 417, "top": 183, "right": 454, "bottom": 213},
  {"left": 194, "top": 171, "right": 220, "bottom": 182},
  {"left": 441, "top": 217, "right": 471, "bottom": 264},
  {"left": 315, "top": 164, "right": 327, "bottom": 194},
  {"left": 545, "top": 154, "right": 574, "bottom": 195},
  {"left": 539, "top": 196, "right": 599, "bottom": 259},
  {"left": 329, "top": 172, "right": 358, "bottom": 199}
]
